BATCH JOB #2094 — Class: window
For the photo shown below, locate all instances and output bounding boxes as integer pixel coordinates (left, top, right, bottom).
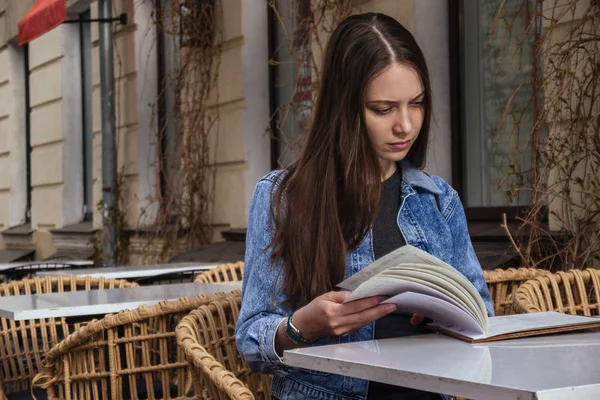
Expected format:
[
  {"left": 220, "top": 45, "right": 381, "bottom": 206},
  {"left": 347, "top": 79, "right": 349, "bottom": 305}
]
[
  {"left": 24, "top": 43, "right": 32, "bottom": 222},
  {"left": 456, "top": 0, "right": 541, "bottom": 215},
  {"left": 156, "top": 0, "right": 182, "bottom": 211},
  {"left": 79, "top": 10, "right": 93, "bottom": 221},
  {"left": 268, "top": 0, "right": 311, "bottom": 168}
]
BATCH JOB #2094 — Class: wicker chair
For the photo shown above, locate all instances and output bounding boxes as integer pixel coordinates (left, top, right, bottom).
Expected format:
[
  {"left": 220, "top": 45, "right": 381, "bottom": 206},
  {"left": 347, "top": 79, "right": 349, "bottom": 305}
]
[
  {"left": 0, "top": 276, "right": 138, "bottom": 400},
  {"left": 483, "top": 267, "right": 551, "bottom": 315},
  {"left": 176, "top": 292, "right": 271, "bottom": 400},
  {"left": 194, "top": 262, "right": 244, "bottom": 284},
  {"left": 31, "top": 291, "right": 235, "bottom": 400},
  {"left": 514, "top": 269, "right": 600, "bottom": 315}
]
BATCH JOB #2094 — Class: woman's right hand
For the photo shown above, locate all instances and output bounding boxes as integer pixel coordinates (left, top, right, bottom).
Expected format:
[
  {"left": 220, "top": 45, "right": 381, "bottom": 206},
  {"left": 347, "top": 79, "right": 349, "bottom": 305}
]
[{"left": 291, "top": 291, "right": 396, "bottom": 341}]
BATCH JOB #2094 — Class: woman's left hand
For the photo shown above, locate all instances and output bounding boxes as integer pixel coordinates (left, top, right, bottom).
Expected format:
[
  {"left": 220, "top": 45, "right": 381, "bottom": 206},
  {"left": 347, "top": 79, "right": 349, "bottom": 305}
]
[{"left": 410, "top": 314, "right": 424, "bottom": 325}]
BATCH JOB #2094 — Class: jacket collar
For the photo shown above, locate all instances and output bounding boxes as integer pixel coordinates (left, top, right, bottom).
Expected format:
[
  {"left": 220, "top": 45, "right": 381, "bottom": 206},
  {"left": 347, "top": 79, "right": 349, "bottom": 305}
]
[{"left": 400, "top": 159, "right": 442, "bottom": 195}]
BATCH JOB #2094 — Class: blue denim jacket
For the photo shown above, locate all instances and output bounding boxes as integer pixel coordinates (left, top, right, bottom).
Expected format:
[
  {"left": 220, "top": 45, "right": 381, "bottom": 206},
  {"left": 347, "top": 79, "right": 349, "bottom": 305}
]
[{"left": 235, "top": 160, "right": 494, "bottom": 400}]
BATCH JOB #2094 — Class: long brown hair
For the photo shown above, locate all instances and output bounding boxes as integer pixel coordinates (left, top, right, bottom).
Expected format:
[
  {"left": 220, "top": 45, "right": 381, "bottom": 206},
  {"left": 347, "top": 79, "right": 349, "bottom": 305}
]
[{"left": 271, "top": 13, "right": 432, "bottom": 309}]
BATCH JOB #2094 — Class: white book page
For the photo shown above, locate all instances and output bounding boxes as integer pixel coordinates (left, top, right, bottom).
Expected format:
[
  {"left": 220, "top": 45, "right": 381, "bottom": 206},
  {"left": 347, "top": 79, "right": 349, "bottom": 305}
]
[
  {"left": 383, "top": 291, "right": 484, "bottom": 337},
  {"left": 431, "top": 311, "right": 600, "bottom": 340},
  {"left": 476, "top": 332, "right": 600, "bottom": 348},
  {"left": 346, "top": 277, "right": 464, "bottom": 309},
  {"left": 484, "top": 312, "right": 600, "bottom": 338},
  {"left": 379, "top": 266, "right": 485, "bottom": 328},
  {"left": 373, "top": 274, "right": 481, "bottom": 325},
  {"left": 338, "top": 245, "right": 448, "bottom": 291},
  {"left": 386, "top": 264, "right": 485, "bottom": 321}
]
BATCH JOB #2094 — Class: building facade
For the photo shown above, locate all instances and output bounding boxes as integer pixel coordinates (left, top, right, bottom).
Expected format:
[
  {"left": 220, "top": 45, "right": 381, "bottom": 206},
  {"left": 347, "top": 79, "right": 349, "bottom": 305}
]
[
  {"left": 0, "top": 0, "right": 596, "bottom": 266},
  {"left": 0, "top": 0, "right": 441, "bottom": 263}
]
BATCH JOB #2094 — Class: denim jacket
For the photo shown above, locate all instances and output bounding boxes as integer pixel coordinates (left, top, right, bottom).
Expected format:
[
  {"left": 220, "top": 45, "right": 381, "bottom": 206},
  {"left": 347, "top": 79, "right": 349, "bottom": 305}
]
[{"left": 235, "top": 160, "right": 494, "bottom": 400}]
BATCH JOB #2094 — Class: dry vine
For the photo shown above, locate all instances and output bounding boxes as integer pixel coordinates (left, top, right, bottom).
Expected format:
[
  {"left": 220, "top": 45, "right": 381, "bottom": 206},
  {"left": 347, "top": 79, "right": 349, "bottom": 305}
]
[
  {"left": 492, "top": 0, "right": 600, "bottom": 270},
  {"left": 268, "top": 0, "right": 352, "bottom": 166},
  {"left": 133, "top": 0, "right": 222, "bottom": 263}
]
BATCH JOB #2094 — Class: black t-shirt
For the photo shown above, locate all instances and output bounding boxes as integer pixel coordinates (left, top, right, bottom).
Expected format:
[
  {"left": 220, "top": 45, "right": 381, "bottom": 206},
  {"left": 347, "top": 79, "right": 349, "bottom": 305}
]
[{"left": 368, "top": 168, "right": 441, "bottom": 400}]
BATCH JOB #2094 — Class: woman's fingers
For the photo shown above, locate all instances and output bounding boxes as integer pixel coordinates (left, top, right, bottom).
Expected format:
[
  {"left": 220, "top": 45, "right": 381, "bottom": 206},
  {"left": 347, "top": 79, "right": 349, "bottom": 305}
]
[
  {"left": 334, "top": 295, "right": 389, "bottom": 315},
  {"left": 321, "top": 290, "right": 351, "bottom": 302},
  {"left": 410, "top": 313, "right": 425, "bottom": 325},
  {"left": 295, "top": 291, "right": 395, "bottom": 338},
  {"left": 332, "top": 302, "right": 396, "bottom": 335}
]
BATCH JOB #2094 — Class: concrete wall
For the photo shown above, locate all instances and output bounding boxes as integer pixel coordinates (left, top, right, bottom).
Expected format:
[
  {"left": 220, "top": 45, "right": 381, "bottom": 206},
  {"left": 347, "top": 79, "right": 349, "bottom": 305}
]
[
  {"left": 242, "top": 0, "right": 271, "bottom": 224},
  {"left": 206, "top": 0, "right": 247, "bottom": 232},
  {"left": 353, "top": 0, "right": 415, "bottom": 30},
  {"left": 203, "top": 0, "right": 271, "bottom": 233},
  {"left": 414, "top": 0, "right": 452, "bottom": 184},
  {"left": 0, "top": 43, "right": 27, "bottom": 231},
  {"left": 134, "top": 0, "right": 158, "bottom": 227},
  {"left": 0, "top": 1, "right": 37, "bottom": 44},
  {"left": 0, "top": 1, "right": 33, "bottom": 232},
  {"left": 28, "top": 24, "right": 83, "bottom": 232}
]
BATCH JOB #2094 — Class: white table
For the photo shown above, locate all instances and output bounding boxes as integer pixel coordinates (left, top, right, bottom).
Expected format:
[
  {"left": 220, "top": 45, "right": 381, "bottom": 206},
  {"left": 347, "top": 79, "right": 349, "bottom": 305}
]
[
  {"left": 284, "top": 331, "right": 600, "bottom": 400},
  {"left": 0, "top": 282, "right": 242, "bottom": 320},
  {"left": 0, "top": 260, "right": 93, "bottom": 272},
  {"left": 35, "top": 262, "right": 219, "bottom": 279}
]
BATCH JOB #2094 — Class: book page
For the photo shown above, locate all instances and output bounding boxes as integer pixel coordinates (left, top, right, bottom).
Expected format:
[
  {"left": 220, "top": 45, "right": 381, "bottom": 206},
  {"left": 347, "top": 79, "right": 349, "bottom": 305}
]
[
  {"left": 379, "top": 266, "right": 485, "bottom": 328},
  {"left": 476, "top": 330, "right": 600, "bottom": 348},
  {"left": 338, "top": 245, "right": 449, "bottom": 291},
  {"left": 344, "top": 262, "right": 487, "bottom": 330},
  {"left": 484, "top": 312, "right": 600, "bottom": 339},
  {"left": 431, "top": 311, "right": 600, "bottom": 340},
  {"left": 384, "top": 292, "right": 484, "bottom": 337},
  {"left": 346, "top": 277, "right": 466, "bottom": 311},
  {"left": 375, "top": 273, "right": 481, "bottom": 324},
  {"left": 385, "top": 264, "right": 485, "bottom": 318}
]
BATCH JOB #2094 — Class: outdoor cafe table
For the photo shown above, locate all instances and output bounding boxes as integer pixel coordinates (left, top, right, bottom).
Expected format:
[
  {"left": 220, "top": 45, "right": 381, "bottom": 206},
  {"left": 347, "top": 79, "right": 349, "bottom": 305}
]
[
  {"left": 0, "top": 282, "right": 241, "bottom": 321},
  {"left": 283, "top": 330, "right": 600, "bottom": 400},
  {"left": 35, "top": 262, "right": 219, "bottom": 280}
]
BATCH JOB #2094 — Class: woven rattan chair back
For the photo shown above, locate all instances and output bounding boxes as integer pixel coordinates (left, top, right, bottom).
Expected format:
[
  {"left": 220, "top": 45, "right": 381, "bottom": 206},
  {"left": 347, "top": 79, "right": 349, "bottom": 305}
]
[
  {"left": 194, "top": 262, "right": 244, "bottom": 284},
  {"left": 0, "top": 276, "right": 138, "bottom": 400},
  {"left": 483, "top": 267, "right": 551, "bottom": 315},
  {"left": 515, "top": 269, "right": 600, "bottom": 315},
  {"left": 32, "top": 291, "right": 234, "bottom": 400},
  {"left": 176, "top": 293, "right": 271, "bottom": 400}
]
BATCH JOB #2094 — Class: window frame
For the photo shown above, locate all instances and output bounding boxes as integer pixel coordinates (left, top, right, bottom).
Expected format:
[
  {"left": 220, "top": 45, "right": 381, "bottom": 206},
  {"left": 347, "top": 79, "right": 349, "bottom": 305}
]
[
  {"left": 267, "top": 0, "right": 312, "bottom": 169},
  {"left": 24, "top": 43, "right": 32, "bottom": 223},
  {"left": 448, "top": 0, "right": 544, "bottom": 223},
  {"left": 79, "top": 10, "right": 94, "bottom": 222}
]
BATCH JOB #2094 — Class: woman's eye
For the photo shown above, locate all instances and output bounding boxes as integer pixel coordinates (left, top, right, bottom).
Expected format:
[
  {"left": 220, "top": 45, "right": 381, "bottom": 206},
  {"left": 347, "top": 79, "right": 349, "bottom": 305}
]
[
  {"left": 374, "top": 108, "right": 392, "bottom": 115},
  {"left": 411, "top": 100, "right": 424, "bottom": 107}
]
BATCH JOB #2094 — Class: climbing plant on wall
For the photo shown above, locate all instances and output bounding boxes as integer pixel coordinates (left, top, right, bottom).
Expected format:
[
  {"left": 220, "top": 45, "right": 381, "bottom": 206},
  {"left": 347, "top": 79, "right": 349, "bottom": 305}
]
[{"left": 493, "top": 0, "right": 600, "bottom": 270}]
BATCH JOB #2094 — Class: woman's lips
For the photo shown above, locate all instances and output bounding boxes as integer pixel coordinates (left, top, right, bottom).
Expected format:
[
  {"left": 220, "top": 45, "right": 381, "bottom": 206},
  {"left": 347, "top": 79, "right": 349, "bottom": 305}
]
[{"left": 387, "top": 141, "right": 411, "bottom": 151}]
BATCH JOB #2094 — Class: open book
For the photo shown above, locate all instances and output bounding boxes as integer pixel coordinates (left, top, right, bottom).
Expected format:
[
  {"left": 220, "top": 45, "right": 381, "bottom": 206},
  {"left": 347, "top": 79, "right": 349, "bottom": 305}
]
[{"left": 338, "top": 245, "right": 600, "bottom": 343}]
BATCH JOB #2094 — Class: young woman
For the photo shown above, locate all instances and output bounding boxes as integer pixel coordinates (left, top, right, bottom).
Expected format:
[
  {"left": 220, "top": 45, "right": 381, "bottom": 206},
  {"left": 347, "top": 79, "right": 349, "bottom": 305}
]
[{"left": 236, "top": 13, "right": 493, "bottom": 400}]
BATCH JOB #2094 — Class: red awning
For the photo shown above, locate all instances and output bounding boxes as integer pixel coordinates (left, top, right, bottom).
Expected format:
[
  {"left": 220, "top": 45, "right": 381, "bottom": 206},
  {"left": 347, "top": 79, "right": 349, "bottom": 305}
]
[{"left": 18, "top": 0, "right": 66, "bottom": 46}]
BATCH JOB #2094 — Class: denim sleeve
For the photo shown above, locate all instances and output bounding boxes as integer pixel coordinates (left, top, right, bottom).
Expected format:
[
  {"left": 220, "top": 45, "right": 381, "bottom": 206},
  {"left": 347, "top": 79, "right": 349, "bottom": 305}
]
[
  {"left": 431, "top": 176, "right": 495, "bottom": 317},
  {"left": 235, "top": 176, "right": 292, "bottom": 375}
]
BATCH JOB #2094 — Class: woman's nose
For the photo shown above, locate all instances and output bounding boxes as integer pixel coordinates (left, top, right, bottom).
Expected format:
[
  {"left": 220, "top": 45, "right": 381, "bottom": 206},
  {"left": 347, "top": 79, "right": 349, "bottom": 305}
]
[{"left": 392, "top": 108, "right": 413, "bottom": 134}]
